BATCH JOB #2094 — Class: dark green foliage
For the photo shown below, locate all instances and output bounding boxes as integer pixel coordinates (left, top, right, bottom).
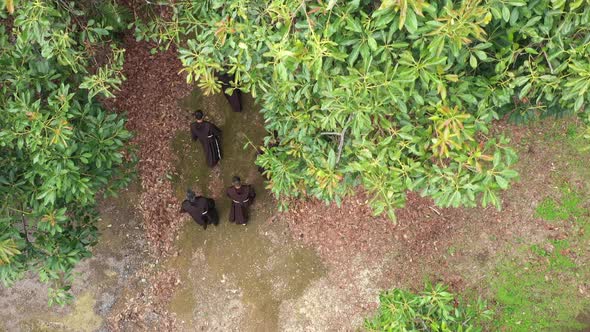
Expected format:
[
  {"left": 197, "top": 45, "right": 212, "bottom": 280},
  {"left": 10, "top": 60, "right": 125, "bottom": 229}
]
[
  {"left": 134, "top": 0, "right": 590, "bottom": 220},
  {"left": 96, "top": 1, "right": 133, "bottom": 32},
  {"left": 365, "top": 283, "right": 492, "bottom": 331},
  {"left": 0, "top": 1, "right": 133, "bottom": 305}
]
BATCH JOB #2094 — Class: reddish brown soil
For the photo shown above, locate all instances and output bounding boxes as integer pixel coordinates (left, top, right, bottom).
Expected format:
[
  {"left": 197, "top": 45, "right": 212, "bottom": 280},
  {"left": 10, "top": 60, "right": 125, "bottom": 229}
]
[{"left": 106, "top": 34, "right": 192, "bottom": 253}]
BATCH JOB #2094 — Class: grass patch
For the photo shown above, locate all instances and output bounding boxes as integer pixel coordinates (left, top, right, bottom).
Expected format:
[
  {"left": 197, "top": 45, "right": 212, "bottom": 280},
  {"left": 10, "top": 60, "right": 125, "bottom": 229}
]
[
  {"left": 535, "top": 186, "right": 585, "bottom": 222},
  {"left": 490, "top": 185, "right": 590, "bottom": 331}
]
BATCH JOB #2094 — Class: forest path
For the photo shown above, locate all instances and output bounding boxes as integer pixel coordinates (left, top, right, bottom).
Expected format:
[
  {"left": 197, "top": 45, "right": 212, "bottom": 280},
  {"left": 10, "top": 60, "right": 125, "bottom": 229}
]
[{"left": 166, "top": 88, "right": 325, "bottom": 331}]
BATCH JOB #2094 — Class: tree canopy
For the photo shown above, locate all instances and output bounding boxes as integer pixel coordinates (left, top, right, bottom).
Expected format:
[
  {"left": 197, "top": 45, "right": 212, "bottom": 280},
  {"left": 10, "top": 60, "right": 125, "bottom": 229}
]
[
  {"left": 135, "top": 0, "right": 590, "bottom": 220},
  {"left": 0, "top": 0, "right": 132, "bottom": 304}
]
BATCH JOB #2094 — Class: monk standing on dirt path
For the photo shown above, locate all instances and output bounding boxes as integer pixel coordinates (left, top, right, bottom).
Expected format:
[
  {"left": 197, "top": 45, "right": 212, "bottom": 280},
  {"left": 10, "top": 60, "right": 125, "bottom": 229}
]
[
  {"left": 217, "top": 72, "right": 242, "bottom": 112},
  {"left": 190, "top": 110, "right": 222, "bottom": 167},
  {"left": 226, "top": 176, "right": 256, "bottom": 225},
  {"left": 180, "top": 189, "right": 219, "bottom": 229}
]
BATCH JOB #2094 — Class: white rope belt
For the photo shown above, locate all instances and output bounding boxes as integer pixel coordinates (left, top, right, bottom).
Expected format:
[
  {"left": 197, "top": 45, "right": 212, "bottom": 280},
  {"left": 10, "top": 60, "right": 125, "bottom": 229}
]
[{"left": 232, "top": 198, "right": 249, "bottom": 204}]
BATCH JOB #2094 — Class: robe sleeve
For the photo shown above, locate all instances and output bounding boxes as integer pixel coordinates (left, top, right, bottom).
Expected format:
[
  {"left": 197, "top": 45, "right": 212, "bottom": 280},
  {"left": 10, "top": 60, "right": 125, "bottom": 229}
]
[
  {"left": 207, "top": 198, "right": 215, "bottom": 209},
  {"left": 190, "top": 124, "right": 198, "bottom": 141}
]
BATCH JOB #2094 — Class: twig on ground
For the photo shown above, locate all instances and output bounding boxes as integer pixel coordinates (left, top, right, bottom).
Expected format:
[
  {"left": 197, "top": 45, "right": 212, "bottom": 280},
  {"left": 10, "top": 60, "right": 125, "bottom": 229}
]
[{"left": 428, "top": 206, "right": 441, "bottom": 215}]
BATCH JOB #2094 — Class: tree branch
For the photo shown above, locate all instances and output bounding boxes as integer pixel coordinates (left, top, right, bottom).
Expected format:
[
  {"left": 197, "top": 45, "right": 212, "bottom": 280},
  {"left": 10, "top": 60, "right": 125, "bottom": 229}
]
[
  {"left": 336, "top": 125, "right": 348, "bottom": 164},
  {"left": 320, "top": 117, "right": 352, "bottom": 165},
  {"left": 542, "top": 50, "right": 554, "bottom": 74},
  {"left": 320, "top": 131, "right": 341, "bottom": 136},
  {"left": 22, "top": 215, "right": 31, "bottom": 244}
]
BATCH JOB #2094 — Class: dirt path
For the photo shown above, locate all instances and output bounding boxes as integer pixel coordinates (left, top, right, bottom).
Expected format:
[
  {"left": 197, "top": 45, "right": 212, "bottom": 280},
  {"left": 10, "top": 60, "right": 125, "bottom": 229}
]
[
  {"left": 166, "top": 88, "right": 326, "bottom": 331},
  {"left": 106, "top": 35, "right": 192, "bottom": 253}
]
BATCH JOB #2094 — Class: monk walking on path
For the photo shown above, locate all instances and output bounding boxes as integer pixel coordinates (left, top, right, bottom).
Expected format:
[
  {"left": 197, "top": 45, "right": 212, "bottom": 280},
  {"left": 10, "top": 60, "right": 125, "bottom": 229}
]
[
  {"left": 217, "top": 72, "right": 242, "bottom": 113},
  {"left": 180, "top": 189, "right": 219, "bottom": 230},
  {"left": 191, "top": 110, "right": 222, "bottom": 167},
  {"left": 226, "top": 176, "right": 256, "bottom": 225}
]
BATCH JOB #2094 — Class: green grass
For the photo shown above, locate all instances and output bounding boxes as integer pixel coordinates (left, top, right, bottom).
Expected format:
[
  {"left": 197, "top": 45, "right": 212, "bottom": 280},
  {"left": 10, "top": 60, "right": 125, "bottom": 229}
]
[
  {"left": 535, "top": 186, "right": 585, "bottom": 222},
  {"left": 566, "top": 124, "right": 578, "bottom": 139},
  {"left": 490, "top": 185, "right": 590, "bottom": 331}
]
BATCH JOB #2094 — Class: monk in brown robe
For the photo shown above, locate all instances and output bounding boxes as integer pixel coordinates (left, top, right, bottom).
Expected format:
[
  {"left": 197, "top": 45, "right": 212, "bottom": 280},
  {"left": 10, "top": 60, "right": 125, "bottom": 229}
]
[
  {"left": 180, "top": 189, "right": 219, "bottom": 229},
  {"left": 191, "top": 110, "right": 222, "bottom": 167},
  {"left": 226, "top": 176, "right": 256, "bottom": 225},
  {"left": 217, "top": 72, "right": 242, "bottom": 112}
]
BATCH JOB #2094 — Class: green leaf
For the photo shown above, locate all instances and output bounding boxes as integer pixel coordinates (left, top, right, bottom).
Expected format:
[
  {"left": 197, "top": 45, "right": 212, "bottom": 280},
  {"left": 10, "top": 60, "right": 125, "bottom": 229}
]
[
  {"left": 495, "top": 175, "right": 509, "bottom": 189},
  {"left": 502, "top": 6, "right": 511, "bottom": 22},
  {"left": 519, "top": 83, "right": 532, "bottom": 99},
  {"left": 500, "top": 169, "right": 518, "bottom": 178},
  {"left": 367, "top": 37, "right": 378, "bottom": 51},
  {"left": 474, "top": 50, "right": 487, "bottom": 60},
  {"left": 404, "top": 9, "right": 418, "bottom": 34},
  {"left": 378, "top": 0, "right": 395, "bottom": 11},
  {"left": 469, "top": 54, "right": 477, "bottom": 68},
  {"left": 327, "top": 0, "right": 338, "bottom": 10},
  {"left": 574, "top": 96, "right": 584, "bottom": 111}
]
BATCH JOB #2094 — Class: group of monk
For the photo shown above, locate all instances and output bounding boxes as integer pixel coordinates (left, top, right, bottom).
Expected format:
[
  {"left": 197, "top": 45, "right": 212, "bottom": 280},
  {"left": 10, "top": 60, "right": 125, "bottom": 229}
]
[{"left": 180, "top": 74, "right": 256, "bottom": 230}]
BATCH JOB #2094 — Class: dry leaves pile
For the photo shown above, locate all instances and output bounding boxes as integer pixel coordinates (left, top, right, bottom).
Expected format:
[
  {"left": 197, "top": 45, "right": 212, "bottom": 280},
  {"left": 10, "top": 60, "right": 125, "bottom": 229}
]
[
  {"left": 283, "top": 189, "right": 498, "bottom": 289},
  {"left": 108, "top": 35, "right": 192, "bottom": 253},
  {"left": 281, "top": 190, "right": 513, "bottom": 323},
  {"left": 100, "top": 33, "right": 192, "bottom": 330},
  {"left": 283, "top": 171, "right": 552, "bottom": 296},
  {"left": 283, "top": 191, "right": 444, "bottom": 265},
  {"left": 107, "top": 269, "right": 181, "bottom": 331}
]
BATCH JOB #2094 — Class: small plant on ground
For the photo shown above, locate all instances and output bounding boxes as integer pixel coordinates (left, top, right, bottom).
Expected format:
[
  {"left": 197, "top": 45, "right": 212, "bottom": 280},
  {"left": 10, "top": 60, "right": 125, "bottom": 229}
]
[{"left": 365, "top": 283, "right": 492, "bottom": 331}]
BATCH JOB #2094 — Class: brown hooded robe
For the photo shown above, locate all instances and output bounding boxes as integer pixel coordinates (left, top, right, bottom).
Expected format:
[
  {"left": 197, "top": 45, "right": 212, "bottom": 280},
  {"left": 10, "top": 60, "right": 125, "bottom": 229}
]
[
  {"left": 180, "top": 196, "right": 218, "bottom": 229},
  {"left": 226, "top": 185, "right": 256, "bottom": 224},
  {"left": 191, "top": 121, "right": 222, "bottom": 167},
  {"left": 217, "top": 72, "right": 242, "bottom": 112}
]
